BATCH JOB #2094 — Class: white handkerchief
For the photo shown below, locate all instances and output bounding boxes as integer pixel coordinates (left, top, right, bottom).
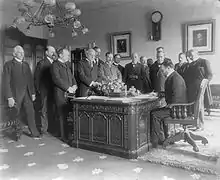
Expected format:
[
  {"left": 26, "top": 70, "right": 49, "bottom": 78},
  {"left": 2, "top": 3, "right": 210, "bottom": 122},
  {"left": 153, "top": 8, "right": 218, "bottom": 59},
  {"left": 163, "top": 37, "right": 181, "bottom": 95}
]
[
  {"left": 92, "top": 168, "right": 103, "bottom": 175},
  {"left": 133, "top": 167, "right": 143, "bottom": 173},
  {"left": 27, "top": 163, "right": 36, "bottom": 167},
  {"left": 24, "top": 152, "right": 34, "bottom": 156},
  {"left": 8, "top": 140, "right": 15, "bottom": 143},
  {"left": 56, "top": 151, "right": 67, "bottom": 155},
  {"left": 57, "top": 164, "right": 68, "bottom": 170},
  {"left": 99, "top": 155, "right": 107, "bottom": 159},
  {"left": 0, "top": 148, "right": 8, "bottom": 153},
  {"left": 38, "top": 143, "right": 45, "bottom": 146},
  {"left": 16, "top": 144, "right": 26, "bottom": 148},
  {"left": 190, "top": 174, "right": 201, "bottom": 180},
  {"left": 0, "top": 164, "right": 10, "bottom": 170},
  {"left": 72, "top": 156, "right": 84, "bottom": 162},
  {"left": 61, "top": 143, "right": 70, "bottom": 148}
]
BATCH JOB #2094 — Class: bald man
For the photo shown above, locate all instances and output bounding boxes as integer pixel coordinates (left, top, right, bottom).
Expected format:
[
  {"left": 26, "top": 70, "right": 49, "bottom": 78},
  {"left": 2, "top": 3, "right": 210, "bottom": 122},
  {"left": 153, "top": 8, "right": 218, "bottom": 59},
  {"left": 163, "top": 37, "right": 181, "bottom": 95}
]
[
  {"left": 3, "top": 45, "right": 40, "bottom": 138},
  {"left": 34, "top": 45, "right": 57, "bottom": 134},
  {"left": 123, "top": 53, "right": 146, "bottom": 92},
  {"left": 77, "top": 48, "right": 101, "bottom": 97}
]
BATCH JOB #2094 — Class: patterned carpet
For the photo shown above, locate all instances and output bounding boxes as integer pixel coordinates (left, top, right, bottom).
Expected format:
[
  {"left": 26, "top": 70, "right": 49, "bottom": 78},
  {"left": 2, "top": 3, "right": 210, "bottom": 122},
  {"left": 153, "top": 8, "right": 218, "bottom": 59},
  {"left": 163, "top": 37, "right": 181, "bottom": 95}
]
[{"left": 0, "top": 112, "right": 220, "bottom": 180}]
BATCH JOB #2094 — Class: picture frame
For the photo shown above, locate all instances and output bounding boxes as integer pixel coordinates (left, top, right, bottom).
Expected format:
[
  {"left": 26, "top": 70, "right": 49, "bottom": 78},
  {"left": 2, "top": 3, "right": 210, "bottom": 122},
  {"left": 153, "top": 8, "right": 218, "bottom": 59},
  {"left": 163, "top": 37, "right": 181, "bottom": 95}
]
[
  {"left": 110, "top": 31, "right": 132, "bottom": 59},
  {"left": 184, "top": 19, "right": 215, "bottom": 54}
]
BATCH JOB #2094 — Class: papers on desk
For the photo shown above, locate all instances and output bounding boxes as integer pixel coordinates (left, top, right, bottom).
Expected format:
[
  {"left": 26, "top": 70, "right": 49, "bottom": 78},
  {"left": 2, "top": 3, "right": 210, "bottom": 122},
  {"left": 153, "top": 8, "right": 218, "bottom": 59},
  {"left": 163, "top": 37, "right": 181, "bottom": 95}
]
[
  {"left": 75, "top": 94, "right": 157, "bottom": 102},
  {"left": 131, "top": 94, "right": 158, "bottom": 100}
]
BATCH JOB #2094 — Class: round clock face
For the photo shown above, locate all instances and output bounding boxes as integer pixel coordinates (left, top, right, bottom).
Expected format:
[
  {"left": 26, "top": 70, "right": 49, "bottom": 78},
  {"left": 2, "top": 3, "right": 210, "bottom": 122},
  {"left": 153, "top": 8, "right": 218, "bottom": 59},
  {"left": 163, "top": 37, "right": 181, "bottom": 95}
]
[{"left": 151, "top": 11, "right": 163, "bottom": 23}]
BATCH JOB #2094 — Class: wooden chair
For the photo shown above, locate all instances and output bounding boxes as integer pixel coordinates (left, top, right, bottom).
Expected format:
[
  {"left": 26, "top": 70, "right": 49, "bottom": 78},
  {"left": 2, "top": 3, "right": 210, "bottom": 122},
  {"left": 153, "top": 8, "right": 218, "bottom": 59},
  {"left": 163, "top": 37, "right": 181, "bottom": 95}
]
[{"left": 163, "top": 79, "right": 209, "bottom": 152}]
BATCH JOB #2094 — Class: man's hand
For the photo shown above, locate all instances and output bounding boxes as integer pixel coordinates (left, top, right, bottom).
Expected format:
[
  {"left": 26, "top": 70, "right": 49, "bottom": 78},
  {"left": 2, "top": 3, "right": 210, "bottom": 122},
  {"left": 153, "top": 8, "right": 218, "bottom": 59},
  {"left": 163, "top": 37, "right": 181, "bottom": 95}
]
[
  {"left": 166, "top": 104, "right": 173, "bottom": 109},
  {"left": 67, "top": 87, "right": 74, "bottom": 93},
  {"left": 71, "top": 85, "right": 78, "bottom": 92},
  {"left": 8, "top": 97, "right": 15, "bottom": 108},
  {"left": 32, "top": 94, "right": 36, "bottom": 101}
]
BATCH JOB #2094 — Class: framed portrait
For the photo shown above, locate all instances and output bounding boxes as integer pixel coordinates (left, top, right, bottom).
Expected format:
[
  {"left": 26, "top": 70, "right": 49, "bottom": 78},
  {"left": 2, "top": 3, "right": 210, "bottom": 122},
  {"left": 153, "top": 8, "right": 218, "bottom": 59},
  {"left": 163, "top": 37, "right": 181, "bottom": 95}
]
[
  {"left": 185, "top": 19, "right": 215, "bottom": 54},
  {"left": 110, "top": 31, "right": 132, "bottom": 59}
]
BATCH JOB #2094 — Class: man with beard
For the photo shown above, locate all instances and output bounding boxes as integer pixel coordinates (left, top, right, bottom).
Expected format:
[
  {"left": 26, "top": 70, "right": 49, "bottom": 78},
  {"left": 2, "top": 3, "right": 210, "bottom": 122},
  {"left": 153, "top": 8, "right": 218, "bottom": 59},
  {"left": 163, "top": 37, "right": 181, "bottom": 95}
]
[{"left": 3, "top": 45, "right": 40, "bottom": 138}]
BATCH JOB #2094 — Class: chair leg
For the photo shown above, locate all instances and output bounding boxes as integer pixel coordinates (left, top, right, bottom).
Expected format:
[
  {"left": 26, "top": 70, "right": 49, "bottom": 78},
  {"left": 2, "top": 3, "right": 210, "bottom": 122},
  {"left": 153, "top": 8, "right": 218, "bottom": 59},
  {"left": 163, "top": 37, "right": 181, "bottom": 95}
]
[
  {"left": 14, "top": 119, "right": 22, "bottom": 141},
  {"left": 189, "top": 131, "right": 208, "bottom": 145},
  {"left": 184, "top": 131, "right": 199, "bottom": 152},
  {"left": 163, "top": 131, "right": 184, "bottom": 148}
]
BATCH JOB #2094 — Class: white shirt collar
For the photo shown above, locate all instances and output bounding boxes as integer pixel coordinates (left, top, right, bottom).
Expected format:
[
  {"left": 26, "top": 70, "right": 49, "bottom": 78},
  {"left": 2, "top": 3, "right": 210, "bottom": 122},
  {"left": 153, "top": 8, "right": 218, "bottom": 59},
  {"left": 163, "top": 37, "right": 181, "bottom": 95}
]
[
  {"left": 47, "top": 56, "right": 53, "bottom": 64},
  {"left": 14, "top": 57, "right": 22, "bottom": 63},
  {"left": 167, "top": 69, "right": 174, "bottom": 78}
]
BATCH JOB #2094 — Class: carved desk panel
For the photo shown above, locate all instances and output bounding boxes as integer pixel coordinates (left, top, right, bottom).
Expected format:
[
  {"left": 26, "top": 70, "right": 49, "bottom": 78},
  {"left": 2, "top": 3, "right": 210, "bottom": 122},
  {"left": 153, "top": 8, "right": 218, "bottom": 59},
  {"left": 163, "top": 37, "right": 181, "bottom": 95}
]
[{"left": 69, "top": 97, "right": 161, "bottom": 159}]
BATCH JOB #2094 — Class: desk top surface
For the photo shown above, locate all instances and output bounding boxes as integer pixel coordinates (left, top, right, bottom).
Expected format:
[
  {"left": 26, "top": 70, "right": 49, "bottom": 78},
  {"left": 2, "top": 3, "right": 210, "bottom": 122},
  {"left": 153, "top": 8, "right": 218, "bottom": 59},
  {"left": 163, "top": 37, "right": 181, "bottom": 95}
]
[{"left": 72, "top": 94, "right": 159, "bottom": 105}]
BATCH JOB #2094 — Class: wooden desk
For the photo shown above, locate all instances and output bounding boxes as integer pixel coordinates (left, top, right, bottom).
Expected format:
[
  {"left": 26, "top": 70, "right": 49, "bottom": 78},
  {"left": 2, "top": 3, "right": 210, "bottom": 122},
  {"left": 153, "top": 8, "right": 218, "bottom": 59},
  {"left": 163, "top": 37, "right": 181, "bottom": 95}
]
[{"left": 67, "top": 95, "right": 161, "bottom": 159}]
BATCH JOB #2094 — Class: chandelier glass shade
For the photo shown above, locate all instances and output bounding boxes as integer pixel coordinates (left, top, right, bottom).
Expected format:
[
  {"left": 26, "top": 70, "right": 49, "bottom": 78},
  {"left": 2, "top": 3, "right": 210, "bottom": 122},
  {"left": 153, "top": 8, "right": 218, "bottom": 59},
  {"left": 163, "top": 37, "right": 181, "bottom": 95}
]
[{"left": 13, "top": 0, "right": 88, "bottom": 37}]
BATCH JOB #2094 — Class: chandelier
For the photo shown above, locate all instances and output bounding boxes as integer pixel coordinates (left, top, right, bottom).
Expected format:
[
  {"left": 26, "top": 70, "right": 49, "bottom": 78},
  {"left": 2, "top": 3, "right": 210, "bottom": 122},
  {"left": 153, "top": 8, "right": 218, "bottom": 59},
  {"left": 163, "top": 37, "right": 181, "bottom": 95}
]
[{"left": 12, "top": 0, "right": 89, "bottom": 38}]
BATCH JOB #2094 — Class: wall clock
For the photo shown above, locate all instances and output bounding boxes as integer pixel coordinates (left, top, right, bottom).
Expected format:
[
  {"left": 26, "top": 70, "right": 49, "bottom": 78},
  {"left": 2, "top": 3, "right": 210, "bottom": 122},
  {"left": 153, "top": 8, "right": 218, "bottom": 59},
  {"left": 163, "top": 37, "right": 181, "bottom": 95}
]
[{"left": 151, "top": 11, "right": 163, "bottom": 41}]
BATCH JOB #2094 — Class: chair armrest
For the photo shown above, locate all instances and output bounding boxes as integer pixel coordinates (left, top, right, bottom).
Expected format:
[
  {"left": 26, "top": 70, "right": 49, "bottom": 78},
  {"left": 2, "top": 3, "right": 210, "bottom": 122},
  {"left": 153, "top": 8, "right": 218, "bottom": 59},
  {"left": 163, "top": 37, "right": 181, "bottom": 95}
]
[{"left": 168, "top": 102, "right": 194, "bottom": 108}]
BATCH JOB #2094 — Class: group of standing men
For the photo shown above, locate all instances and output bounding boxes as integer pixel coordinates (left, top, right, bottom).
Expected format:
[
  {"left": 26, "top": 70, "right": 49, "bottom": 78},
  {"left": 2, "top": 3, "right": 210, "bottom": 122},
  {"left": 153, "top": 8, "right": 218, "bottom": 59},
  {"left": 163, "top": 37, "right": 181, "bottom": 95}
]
[{"left": 3, "top": 45, "right": 212, "bottom": 144}]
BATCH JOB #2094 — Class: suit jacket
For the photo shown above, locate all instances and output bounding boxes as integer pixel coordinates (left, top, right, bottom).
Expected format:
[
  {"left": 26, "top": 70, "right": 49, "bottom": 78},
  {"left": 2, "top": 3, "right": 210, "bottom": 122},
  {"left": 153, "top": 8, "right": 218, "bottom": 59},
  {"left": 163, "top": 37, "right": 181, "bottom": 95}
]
[
  {"left": 143, "top": 65, "right": 152, "bottom": 93},
  {"left": 78, "top": 58, "right": 99, "bottom": 97},
  {"left": 165, "top": 71, "right": 187, "bottom": 104},
  {"left": 34, "top": 57, "right": 54, "bottom": 98},
  {"left": 123, "top": 62, "right": 146, "bottom": 92},
  {"left": 185, "top": 58, "right": 213, "bottom": 102},
  {"left": 113, "top": 63, "right": 125, "bottom": 79},
  {"left": 3, "top": 59, "right": 35, "bottom": 103},
  {"left": 150, "top": 60, "right": 170, "bottom": 92},
  {"left": 51, "top": 60, "right": 77, "bottom": 106},
  {"left": 99, "top": 62, "right": 122, "bottom": 82}
]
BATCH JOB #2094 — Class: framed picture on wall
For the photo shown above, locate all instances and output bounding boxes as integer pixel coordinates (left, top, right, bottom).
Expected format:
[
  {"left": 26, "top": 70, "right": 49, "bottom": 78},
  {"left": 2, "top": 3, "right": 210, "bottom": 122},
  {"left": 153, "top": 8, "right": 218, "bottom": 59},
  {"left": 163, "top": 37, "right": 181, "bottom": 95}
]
[
  {"left": 110, "top": 31, "right": 132, "bottom": 59},
  {"left": 185, "top": 19, "right": 215, "bottom": 54}
]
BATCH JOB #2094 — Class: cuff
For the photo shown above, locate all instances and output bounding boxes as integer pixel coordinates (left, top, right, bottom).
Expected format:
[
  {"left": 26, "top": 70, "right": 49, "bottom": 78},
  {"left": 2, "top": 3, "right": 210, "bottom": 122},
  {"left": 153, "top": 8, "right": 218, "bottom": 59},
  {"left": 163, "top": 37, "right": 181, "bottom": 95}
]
[{"left": 89, "top": 81, "right": 94, "bottom": 87}]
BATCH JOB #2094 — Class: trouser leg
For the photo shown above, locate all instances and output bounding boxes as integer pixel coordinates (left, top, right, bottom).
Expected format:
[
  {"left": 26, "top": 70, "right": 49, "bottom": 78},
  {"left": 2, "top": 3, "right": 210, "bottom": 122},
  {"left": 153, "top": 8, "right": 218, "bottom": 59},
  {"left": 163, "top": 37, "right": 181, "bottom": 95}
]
[
  {"left": 22, "top": 92, "right": 40, "bottom": 136},
  {"left": 150, "top": 107, "right": 171, "bottom": 144},
  {"left": 57, "top": 103, "right": 71, "bottom": 140},
  {"left": 40, "top": 96, "right": 48, "bottom": 132}
]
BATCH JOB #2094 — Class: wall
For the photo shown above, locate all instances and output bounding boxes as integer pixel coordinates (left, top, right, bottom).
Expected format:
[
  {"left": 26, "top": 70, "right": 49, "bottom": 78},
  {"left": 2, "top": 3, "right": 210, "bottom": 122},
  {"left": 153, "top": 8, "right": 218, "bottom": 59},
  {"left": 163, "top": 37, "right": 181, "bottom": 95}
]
[{"left": 49, "top": 1, "right": 220, "bottom": 84}]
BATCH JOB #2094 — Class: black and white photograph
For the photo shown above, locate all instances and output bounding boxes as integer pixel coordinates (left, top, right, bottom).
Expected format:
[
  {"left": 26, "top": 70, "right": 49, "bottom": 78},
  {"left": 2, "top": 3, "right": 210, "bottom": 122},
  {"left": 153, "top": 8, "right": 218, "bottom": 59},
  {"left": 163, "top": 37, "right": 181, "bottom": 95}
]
[
  {"left": 110, "top": 31, "right": 132, "bottom": 59},
  {"left": 185, "top": 19, "right": 215, "bottom": 53},
  {"left": 0, "top": 0, "right": 220, "bottom": 180}
]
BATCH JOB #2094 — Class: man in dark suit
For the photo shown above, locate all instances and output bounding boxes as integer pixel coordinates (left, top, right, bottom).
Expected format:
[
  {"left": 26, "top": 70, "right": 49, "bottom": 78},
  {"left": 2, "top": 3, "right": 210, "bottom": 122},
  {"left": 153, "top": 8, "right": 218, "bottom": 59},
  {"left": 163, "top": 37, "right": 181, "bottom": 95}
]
[
  {"left": 150, "top": 50, "right": 170, "bottom": 92},
  {"left": 113, "top": 54, "right": 124, "bottom": 79},
  {"left": 174, "top": 52, "right": 187, "bottom": 78},
  {"left": 77, "top": 48, "right": 101, "bottom": 97},
  {"left": 185, "top": 49, "right": 213, "bottom": 130},
  {"left": 3, "top": 45, "right": 40, "bottom": 137},
  {"left": 123, "top": 53, "right": 146, "bottom": 92},
  {"left": 140, "top": 56, "right": 152, "bottom": 93},
  {"left": 93, "top": 46, "right": 104, "bottom": 67},
  {"left": 51, "top": 47, "right": 77, "bottom": 140},
  {"left": 34, "top": 45, "right": 56, "bottom": 134},
  {"left": 150, "top": 59, "right": 187, "bottom": 147}
]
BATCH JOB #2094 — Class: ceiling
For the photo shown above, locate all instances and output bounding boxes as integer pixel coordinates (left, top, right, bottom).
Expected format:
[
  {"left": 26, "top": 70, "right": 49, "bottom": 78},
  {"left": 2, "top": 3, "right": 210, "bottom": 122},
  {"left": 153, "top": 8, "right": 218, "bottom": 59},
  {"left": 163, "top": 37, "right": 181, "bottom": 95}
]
[{"left": 0, "top": 0, "right": 219, "bottom": 11}]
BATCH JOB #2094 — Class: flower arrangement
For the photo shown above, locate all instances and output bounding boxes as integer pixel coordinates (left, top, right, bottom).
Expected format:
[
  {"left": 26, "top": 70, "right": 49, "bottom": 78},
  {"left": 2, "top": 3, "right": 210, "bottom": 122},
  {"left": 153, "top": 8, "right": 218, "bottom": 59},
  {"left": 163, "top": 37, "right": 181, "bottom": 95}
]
[
  {"left": 88, "top": 80, "right": 127, "bottom": 97},
  {"left": 88, "top": 80, "right": 142, "bottom": 97}
]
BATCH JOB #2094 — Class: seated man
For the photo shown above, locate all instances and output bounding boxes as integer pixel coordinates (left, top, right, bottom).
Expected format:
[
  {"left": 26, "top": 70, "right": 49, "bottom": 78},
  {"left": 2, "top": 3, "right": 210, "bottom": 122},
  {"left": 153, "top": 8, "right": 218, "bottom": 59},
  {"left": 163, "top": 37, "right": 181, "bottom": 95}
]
[
  {"left": 99, "top": 52, "right": 122, "bottom": 83},
  {"left": 150, "top": 59, "right": 187, "bottom": 147}
]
